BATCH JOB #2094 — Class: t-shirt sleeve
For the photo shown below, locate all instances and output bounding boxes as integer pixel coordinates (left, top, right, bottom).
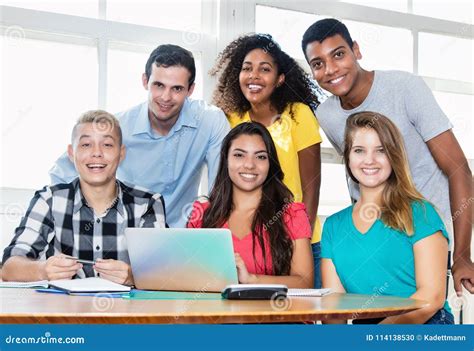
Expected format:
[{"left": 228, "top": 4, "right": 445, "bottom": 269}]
[
  {"left": 404, "top": 74, "right": 453, "bottom": 142},
  {"left": 411, "top": 201, "right": 449, "bottom": 245},
  {"left": 292, "top": 103, "right": 323, "bottom": 152},
  {"left": 283, "top": 202, "right": 312, "bottom": 240},
  {"left": 186, "top": 201, "right": 208, "bottom": 228},
  {"left": 320, "top": 216, "right": 334, "bottom": 259}
]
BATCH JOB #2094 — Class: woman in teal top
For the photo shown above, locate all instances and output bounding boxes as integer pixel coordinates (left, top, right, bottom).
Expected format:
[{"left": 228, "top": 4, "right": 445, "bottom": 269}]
[{"left": 321, "top": 111, "right": 453, "bottom": 324}]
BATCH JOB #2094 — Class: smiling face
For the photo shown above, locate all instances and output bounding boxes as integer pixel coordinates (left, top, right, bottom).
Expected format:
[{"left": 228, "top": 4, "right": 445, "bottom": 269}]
[
  {"left": 239, "top": 48, "right": 284, "bottom": 107},
  {"left": 68, "top": 122, "right": 125, "bottom": 188},
  {"left": 142, "top": 64, "right": 195, "bottom": 131},
  {"left": 227, "top": 134, "right": 270, "bottom": 194},
  {"left": 348, "top": 128, "right": 392, "bottom": 191},
  {"left": 305, "top": 34, "right": 362, "bottom": 98}
]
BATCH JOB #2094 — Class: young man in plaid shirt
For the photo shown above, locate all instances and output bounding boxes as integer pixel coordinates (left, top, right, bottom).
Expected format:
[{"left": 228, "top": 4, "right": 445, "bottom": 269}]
[{"left": 2, "top": 110, "right": 166, "bottom": 286}]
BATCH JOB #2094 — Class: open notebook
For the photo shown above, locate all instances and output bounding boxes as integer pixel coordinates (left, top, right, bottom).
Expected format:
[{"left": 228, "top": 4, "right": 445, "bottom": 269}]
[
  {"left": 48, "top": 277, "right": 131, "bottom": 293},
  {"left": 0, "top": 280, "right": 49, "bottom": 288}
]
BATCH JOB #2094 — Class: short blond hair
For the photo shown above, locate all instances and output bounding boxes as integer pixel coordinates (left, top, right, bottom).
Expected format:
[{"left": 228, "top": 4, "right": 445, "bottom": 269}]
[{"left": 71, "top": 110, "right": 122, "bottom": 146}]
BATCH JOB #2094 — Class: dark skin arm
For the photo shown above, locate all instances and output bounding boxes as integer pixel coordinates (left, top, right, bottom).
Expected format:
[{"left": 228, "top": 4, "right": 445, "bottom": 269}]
[
  {"left": 298, "top": 143, "right": 321, "bottom": 232},
  {"left": 426, "top": 130, "right": 473, "bottom": 295}
]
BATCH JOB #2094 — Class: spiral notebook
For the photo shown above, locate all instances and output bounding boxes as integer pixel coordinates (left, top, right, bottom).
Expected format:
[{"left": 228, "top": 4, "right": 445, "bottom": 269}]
[{"left": 287, "top": 288, "right": 332, "bottom": 297}]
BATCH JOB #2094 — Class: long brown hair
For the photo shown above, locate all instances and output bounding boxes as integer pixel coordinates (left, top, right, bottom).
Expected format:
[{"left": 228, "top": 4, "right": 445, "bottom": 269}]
[
  {"left": 202, "top": 122, "right": 294, "bottom": 275},
  {"left": 343, "top": 112, "right": 425, "bottom": 234}
]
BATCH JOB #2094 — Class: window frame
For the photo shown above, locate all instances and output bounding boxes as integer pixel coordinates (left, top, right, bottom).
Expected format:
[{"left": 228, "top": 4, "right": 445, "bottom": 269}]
[{"left": 0, "top": 0, "right": 473, "bottom": 182}]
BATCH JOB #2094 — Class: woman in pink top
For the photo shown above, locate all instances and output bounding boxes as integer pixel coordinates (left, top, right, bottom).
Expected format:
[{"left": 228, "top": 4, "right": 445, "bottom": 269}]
[{"left": 187, "top": 122, "right": 313, "bottom": 288}]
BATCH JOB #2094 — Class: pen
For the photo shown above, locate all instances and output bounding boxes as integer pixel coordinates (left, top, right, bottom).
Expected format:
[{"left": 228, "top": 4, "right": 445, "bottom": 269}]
[{"left": 64, "top": 256, "right": 96, "bottom": 265}]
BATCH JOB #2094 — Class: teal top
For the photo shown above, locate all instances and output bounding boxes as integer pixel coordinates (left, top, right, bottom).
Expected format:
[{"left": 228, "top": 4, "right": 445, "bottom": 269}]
[{"left": 321, "top": 200, "right": 450, "bottom": 311}]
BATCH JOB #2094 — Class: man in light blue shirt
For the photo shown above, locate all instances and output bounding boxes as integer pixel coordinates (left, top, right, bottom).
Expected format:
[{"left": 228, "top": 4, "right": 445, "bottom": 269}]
[{"left": 50, "top": 44, "right": 230, "bottom": 228}]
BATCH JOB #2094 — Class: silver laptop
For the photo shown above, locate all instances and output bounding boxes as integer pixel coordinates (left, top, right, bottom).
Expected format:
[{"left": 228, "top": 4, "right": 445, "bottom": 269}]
[{"left": 125, "top": 228, "right": 238, "bottom": 292}]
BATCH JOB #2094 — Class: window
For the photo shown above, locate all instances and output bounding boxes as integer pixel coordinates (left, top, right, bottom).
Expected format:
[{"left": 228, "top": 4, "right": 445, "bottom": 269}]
[
  {"left": 107, "top": 0, "right": 202, "bottom": 31},
  {"left": 343, "top": 20, "right": 412, "bottom": 72},
  {"left": 413, "top": 0, "right": 473, "bottom": 24},
  {"left": 341, "top": 0, "right": 408, "bottom": 13},
  {"left": 256, "top": 5, "right": 319, "bottom": 61},
  {"left": 1, "top": 1, "right": 210, "bottom": 189},
  {"left": 419, "top": 33, "right": 473, "bottom": 83},
  {"left": 433, "top": 91, "right": 473, "bottom": 159},
  {"left": 1, "top": 36, "right": 98, "bottom": 189},
  {"left": 107, "top": 45, "right": 152, "bottom": 114},
  {"left": 0, "top": 0, "right": 98, "bottom": 17}
]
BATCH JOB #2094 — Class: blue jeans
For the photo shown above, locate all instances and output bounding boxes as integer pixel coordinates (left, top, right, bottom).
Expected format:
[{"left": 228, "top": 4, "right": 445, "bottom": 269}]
[
  {"left": 352, "top": 308, "right": 454, "bottom": 324},
  {"left": 311, "top": 242, "right": 322, "bottom": 289},
  {"left": 425, "top": 308, "right": 454, "bottom": 324}
]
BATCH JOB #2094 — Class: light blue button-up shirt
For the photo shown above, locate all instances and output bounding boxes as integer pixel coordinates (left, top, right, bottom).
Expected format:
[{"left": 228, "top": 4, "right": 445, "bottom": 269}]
[{"left": 49, "top": 99, "right": 230, "bottom": 228}]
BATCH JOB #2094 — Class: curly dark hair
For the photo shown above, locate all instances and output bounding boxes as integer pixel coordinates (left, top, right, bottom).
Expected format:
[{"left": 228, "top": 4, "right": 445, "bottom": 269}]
[{"left": 210, "top": 33, "right": 321, "bottom": 119}]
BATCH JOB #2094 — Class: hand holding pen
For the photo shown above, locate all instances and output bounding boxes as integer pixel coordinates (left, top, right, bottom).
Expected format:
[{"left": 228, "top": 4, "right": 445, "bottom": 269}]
[{"left": 43, "top": 254, "right": 83, "bottom": 281}]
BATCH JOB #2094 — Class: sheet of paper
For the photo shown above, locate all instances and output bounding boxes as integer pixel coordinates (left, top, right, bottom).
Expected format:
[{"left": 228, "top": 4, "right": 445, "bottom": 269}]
[{"left": 287, "top": 288, "right": 332, "bottom": 297}]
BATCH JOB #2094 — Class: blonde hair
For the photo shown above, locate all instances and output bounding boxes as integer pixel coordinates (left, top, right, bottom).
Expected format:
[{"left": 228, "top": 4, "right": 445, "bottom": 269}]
[
  {"left": 71, "top": 110, "right": 122, "bottom": 145},
  {"left": 343, "top": 111, "right": 425, "bottom": 235}
]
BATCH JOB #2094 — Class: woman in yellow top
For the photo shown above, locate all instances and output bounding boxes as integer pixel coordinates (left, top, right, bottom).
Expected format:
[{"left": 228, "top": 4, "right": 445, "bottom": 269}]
[{"left": 210, "top": 33, "right": 323, "bottom": 287}]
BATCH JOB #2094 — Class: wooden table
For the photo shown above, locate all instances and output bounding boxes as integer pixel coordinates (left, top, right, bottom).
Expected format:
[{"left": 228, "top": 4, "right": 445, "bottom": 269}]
[{"left": 0, "top": 288, "right": 427, "bottom": 324}]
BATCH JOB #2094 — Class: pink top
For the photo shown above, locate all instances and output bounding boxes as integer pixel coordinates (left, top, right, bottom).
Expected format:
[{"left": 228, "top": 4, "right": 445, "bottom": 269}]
[{"left": 186, "top": 201, "right": 312, "bottom": 275}]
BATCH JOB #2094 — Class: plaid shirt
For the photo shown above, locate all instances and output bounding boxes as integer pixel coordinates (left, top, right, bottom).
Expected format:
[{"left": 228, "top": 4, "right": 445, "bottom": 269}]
[{"left": 2, "top": 178, "right": 166, "bottom": 278}]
